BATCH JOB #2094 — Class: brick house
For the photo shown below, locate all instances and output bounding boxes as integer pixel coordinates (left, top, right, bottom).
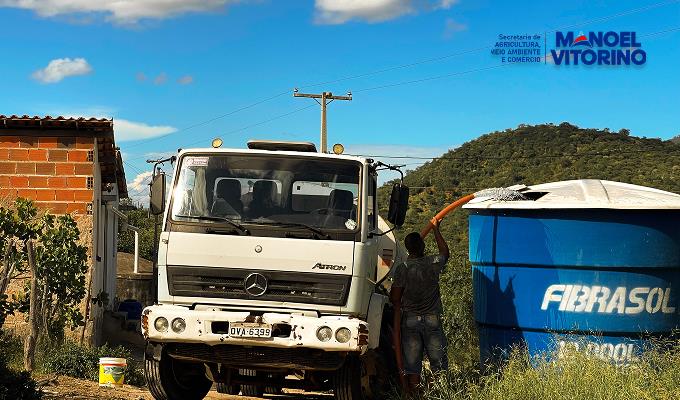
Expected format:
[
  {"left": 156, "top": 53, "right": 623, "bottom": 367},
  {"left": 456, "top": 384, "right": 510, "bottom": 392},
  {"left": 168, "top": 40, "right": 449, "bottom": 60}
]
[{"left": 0, "top": 115, "right": 127, "bottom": 344}]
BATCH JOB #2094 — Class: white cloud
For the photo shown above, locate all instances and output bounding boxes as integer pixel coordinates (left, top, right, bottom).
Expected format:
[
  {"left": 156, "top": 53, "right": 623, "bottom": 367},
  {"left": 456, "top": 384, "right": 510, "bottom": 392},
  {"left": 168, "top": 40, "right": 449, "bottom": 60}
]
[
  {"left": 314, "top": 0, "right": 457, "bottom": 24},
  {"left": 128, "top": 171, "right": 152, "bottom": 193},
  {"left": 115, "top": 119, "right": 177, "bottom": 142},
  {"left": 32, "top": 57, "right": 92, "bottom": 83},
  {"left": 177, "top": 75, "right": 194, "bottom": 85},
  {"left": 126, "top": 171, "right": 152, "bottom": 205},
  {"left": 0, "top": 0, "right": 240, "bottom": 24},
  {"left": 443, "top": 17, "right": 467, "bottom": 38},
  {"left": 153, "top": 72, "right": 167, "bottom": 85}
]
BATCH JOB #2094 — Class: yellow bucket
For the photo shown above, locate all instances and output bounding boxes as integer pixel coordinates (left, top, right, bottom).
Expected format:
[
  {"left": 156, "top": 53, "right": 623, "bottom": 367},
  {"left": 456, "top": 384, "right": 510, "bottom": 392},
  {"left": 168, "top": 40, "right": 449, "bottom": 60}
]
[{"left": 99, "top": 357, "right": 126, "bottom": 387}]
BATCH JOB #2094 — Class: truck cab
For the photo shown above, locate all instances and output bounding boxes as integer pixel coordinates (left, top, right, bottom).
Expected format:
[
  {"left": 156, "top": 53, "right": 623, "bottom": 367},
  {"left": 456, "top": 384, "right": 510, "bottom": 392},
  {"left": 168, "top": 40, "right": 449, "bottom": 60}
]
[{"left": 142, "top": 140, "right": 407, "bottom": 400}]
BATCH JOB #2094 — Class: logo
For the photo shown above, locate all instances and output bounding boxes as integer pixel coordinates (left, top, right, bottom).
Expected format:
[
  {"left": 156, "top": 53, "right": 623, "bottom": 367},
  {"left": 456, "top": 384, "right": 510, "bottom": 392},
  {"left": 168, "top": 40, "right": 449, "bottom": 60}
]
[
  {"left": 570, "top": 33, "right": 592, "bottom": 47},
  {"left": 550, "top": 31, "right": 646, "bottom": 66},
  {"left": 312, "top": 263, "right": 347, "bottom": 271},
  {"left": 244, "top": 273, "right": 268, "bottom": 296},
  {"left": 541, "top": 284, "right": 675, "bottom": 315},
  {"left": 254, "top": 245, "right": 262, "bottom": 253}
]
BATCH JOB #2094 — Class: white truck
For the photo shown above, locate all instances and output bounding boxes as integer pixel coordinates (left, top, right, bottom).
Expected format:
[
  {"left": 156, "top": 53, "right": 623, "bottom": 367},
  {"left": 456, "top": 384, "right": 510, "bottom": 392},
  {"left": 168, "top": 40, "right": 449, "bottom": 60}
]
[{"left": 142, "top": 140, "right": 409, "bottom": 400}]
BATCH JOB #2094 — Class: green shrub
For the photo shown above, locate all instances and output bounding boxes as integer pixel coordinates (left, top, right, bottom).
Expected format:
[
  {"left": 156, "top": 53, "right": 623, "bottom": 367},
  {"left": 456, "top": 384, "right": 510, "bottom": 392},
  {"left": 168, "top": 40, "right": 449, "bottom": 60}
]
[{"left": 39, "top": 341, "right": 145, "bottom": 387}]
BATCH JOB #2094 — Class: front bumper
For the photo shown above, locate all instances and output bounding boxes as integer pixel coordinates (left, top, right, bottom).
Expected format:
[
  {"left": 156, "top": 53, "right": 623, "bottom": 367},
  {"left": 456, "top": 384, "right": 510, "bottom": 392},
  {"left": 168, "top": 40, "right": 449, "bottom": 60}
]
[{"left": 142, "top": 305, "right": 369, "bottom": 353}]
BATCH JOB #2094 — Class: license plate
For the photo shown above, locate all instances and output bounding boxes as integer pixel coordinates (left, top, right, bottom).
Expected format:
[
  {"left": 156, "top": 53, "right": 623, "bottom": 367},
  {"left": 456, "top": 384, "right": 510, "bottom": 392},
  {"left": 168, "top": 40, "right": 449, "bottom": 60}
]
[{"left": 228, "top": 322, "right": 272, "bottom": 338}]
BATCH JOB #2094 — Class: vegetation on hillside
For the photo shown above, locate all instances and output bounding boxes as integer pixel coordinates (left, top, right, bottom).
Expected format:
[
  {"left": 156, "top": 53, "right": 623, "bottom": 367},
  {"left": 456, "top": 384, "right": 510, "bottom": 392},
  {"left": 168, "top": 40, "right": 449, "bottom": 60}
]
[{"left": 378, "top": 123, "right": 680, "bottom": 368}]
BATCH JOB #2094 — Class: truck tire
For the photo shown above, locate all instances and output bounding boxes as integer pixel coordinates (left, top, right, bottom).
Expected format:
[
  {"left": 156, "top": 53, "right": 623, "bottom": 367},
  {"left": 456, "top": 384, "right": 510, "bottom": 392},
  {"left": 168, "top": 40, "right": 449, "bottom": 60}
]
[
  {"left": 216, "top": 383, "right": 240, "bottom": 395},
  {"left": 333, "top": 356, "right": 363, "bottom": 400},
  {"left": 264, "top": 373, "right": 284, "bottom": 395},
  {"left": 145, "top": 348, "right": 212, "bottom": 400},
  {"left": 240, "top": 369, "right": 264, "bottom": 398}
]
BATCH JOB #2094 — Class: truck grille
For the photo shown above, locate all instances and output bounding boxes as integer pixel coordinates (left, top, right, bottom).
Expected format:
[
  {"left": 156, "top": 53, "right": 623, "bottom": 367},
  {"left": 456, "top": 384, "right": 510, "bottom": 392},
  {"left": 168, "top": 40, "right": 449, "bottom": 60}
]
[
  {"left": 167, "top": 266, "right": 351, "bottom": 306},
  {"left": 167, "top": 343, "right": 345, "bottom": 370}
]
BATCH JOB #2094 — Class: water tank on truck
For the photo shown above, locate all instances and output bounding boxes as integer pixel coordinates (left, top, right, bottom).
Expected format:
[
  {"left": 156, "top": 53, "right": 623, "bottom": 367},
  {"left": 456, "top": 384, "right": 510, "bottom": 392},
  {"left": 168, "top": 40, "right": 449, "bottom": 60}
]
[{"left": 464, "top": 179, "right": 680, "bottom": 364}]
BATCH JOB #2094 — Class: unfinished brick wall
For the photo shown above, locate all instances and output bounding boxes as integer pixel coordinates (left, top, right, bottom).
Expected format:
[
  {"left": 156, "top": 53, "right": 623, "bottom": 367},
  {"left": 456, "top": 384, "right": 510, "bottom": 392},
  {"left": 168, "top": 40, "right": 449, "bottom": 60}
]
[{"left": 0, "top": 135, "right": 95, "bottom": 214}]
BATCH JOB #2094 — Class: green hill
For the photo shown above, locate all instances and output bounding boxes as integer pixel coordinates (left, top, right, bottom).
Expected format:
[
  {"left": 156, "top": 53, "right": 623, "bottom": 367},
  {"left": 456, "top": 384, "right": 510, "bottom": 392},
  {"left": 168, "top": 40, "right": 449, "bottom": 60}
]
[{"left": 379, "top": 123, "right": 680, "bottom": 367}]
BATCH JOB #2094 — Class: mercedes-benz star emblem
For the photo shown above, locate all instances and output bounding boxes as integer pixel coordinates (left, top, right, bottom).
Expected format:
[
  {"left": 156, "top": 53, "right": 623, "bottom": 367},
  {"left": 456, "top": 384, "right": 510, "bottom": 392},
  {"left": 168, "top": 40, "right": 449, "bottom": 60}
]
[
  {"left": 254, "top": 245, "right": 262, "bottom": 253},
  {"left": 244, "top": 273, "right": 268, "bottom": 297}
]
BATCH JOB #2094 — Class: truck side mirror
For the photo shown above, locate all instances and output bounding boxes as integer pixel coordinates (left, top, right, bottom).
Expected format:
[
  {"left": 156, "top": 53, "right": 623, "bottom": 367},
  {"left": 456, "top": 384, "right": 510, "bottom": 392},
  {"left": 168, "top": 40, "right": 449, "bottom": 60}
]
[
  {"left": 387, "top": 183, "right": 409, "bottom": 227},
  {"left": 149, "top": 173, "right": 166, "bottom": 216}
]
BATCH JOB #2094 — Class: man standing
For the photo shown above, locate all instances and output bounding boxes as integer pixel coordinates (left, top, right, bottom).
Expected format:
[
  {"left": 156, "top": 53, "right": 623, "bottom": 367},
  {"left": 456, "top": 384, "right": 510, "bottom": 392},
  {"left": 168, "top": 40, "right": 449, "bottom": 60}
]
[{"left": 390, "top": 220, "right": 449, "bottom": 393}]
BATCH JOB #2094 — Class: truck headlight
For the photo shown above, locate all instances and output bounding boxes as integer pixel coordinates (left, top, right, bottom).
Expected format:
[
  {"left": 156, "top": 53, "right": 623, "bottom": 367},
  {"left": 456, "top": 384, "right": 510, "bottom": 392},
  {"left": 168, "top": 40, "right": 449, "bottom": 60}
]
[
  {"left": 154, "top": 317, "right": 169, "bottom": 333},
  {"left": 171, "top": 318, "right": 186, "bottom": 333},
  {"left": 335, "top": 327, "right": 351, "bottom": 343},
  {"left": 316, "top": 326, "right": 332, "bottom": 342}
]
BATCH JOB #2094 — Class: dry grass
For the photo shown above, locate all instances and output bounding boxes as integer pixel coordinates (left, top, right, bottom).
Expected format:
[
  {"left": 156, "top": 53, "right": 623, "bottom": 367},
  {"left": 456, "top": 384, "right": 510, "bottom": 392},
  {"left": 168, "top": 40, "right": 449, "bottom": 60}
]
[{"left": 408, "top": 344, "right": 680, "bottom": 400}]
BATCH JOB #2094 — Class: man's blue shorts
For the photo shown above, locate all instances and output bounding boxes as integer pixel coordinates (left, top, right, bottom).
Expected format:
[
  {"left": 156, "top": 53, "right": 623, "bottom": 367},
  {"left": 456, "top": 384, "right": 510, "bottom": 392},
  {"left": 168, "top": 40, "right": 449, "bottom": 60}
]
[{"left": 401, "top": 313, "right": 449, "bottom": 375}]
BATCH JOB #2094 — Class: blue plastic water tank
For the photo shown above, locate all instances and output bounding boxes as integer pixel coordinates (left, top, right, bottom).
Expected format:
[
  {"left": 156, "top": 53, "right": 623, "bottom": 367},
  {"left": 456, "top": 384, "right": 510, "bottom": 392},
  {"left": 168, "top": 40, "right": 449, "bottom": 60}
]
[{"left": 465, "top": 179, "right": 680, "bottom": 364}]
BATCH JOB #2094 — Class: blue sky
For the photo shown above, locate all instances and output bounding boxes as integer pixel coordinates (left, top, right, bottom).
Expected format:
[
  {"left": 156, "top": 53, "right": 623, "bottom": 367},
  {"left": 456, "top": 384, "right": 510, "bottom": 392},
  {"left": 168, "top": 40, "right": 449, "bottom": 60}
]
[{"left": 1, "top": 0, "right": 678, "bottom": 202}]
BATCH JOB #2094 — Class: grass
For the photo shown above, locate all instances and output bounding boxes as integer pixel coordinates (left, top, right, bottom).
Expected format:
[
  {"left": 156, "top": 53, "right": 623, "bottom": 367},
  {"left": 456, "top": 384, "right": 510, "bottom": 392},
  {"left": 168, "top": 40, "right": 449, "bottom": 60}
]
[
  {"left": 404, "top": 343, "right": 680, "bottom": 400},
  {"left": 4, "top": 329, "right": 680, "bottom": 399},
  {"left": 38, "top": 340, "right": 146, "bottom": 387},
  {"left": 0, "top": 330, "right": 146, "bottom": 388}
]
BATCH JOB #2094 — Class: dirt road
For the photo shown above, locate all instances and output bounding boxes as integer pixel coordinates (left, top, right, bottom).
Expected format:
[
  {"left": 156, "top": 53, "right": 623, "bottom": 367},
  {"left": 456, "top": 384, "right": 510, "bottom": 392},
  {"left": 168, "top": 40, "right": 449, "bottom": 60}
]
[{"left": 40, "top": 376, "right": 333, "bottom": 400}]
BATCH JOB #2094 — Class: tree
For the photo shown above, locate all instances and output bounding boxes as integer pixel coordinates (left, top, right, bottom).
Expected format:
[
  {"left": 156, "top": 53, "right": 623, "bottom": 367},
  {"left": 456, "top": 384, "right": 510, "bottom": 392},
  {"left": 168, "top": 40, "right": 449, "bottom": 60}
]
[
  {"left": 0, "top": 199, "right": 88, "bottom": 371},
  {"left": 117, "top": 208, "right": 156, "bottom": 261}
]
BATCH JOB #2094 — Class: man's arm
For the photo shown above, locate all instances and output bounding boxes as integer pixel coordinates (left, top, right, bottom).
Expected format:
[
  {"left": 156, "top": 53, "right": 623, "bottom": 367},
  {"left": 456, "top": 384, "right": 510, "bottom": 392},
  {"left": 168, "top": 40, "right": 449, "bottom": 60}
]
[
  {"left": 390, "top": 286, "right": 403, "bottom": 308},
  {"left": 432, "top": 219, "right": 449, "bottom": 259},
  {"left": 390, "top": 263, "right": 405, "bottom": 307}
]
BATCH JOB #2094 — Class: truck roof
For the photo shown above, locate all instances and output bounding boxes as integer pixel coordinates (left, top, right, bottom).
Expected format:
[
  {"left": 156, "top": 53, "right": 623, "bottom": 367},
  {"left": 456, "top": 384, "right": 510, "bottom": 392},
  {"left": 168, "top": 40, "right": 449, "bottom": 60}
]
[{"left": 177, "top": 147, "right": 370, "bottom": 164}]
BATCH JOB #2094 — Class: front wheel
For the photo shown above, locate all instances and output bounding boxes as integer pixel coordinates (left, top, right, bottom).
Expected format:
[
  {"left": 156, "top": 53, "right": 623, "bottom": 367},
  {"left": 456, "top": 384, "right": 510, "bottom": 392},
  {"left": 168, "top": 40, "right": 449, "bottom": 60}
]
[
  {"left": 145, "top": 347, "right": 212, "bottom": 400},
  {"left": 333, "top": 356, "right": 363, "bottom": 400},
  {"left": 240, "top": 369, "right": 264, "bottom": 398},
  {"left": 216, "top": 382, "right": 240, "bottom": 395}
]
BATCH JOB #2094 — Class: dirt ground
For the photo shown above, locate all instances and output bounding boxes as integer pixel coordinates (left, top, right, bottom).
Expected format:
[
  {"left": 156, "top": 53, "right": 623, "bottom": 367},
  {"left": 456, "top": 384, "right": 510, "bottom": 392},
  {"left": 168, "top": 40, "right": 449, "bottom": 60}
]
[{"left": 39, "top": 375, "right": 334, "bottom": 400}]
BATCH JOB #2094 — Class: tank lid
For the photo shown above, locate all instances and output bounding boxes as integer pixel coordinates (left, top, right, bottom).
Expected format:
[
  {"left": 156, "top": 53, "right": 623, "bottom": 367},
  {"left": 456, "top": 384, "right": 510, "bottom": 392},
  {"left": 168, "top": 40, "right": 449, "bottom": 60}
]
[{"left": 464, "top": 179, "right": 680, "bottom": 210}]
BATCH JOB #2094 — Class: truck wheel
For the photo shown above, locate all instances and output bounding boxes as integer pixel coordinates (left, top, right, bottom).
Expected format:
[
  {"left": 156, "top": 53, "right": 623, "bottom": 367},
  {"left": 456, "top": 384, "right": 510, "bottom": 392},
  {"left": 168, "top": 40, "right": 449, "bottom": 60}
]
[
  {"left": 216, "top": 383, "right": 240, "bottom": 395},
  {"left": 240, "top": 369, "right": 264, "bottom": 398},
  {"left": 333, "top": 356, "right": 363, "bottom": 400},
  {"left": 264, "top": 373, "right": 283, "bottom": 395},
  {"left": 145, "top": 348, "right": 212, "bottom": 400}
]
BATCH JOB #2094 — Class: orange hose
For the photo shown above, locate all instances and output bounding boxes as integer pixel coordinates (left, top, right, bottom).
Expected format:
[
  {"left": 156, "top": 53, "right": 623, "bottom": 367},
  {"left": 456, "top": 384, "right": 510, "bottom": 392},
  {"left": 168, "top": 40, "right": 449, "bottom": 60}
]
[{"left": 420, "top": 193, "right": 475, "bottom": 238}]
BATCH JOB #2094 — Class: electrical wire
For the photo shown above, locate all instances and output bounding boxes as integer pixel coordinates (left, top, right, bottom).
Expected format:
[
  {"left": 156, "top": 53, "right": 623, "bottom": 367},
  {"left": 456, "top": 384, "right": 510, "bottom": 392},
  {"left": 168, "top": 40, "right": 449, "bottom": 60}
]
[
  {"left": 348, "top": 148, "right": 680, "bottom": 161},
  {"left": 125, "top": 104, "right": 316, "bottom": 162},
  {"left": 120, "top": 0, "right": 680, "bottom": 150},
  {"left": 120, "top": 9, "right": 680, "bottom": 175}
]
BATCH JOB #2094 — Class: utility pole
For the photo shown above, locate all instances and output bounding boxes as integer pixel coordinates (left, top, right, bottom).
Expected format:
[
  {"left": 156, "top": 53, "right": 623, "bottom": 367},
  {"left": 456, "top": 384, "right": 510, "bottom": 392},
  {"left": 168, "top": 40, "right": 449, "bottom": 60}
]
[{"left": 294, "top": 89, "right": 352, "bottom": 153}]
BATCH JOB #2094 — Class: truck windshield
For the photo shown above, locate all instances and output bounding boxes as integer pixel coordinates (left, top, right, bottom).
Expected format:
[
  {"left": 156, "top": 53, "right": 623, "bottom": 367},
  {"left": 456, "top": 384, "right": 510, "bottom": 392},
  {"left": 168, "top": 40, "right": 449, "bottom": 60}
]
[{"left": 170, "top": 154, "right": 361, "bottom": 232}]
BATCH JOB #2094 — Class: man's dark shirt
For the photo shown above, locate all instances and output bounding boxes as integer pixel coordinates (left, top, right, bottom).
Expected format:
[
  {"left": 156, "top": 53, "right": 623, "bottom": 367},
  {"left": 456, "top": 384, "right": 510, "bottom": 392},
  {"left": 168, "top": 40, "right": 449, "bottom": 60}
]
[{"left": 392, "top": 255, "right": 448, "bottom": 315}]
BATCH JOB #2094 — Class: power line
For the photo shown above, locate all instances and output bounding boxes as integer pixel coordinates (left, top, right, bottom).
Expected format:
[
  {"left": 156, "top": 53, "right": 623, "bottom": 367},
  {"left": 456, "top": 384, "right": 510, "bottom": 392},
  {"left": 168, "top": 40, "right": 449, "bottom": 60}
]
[
  {"left": 546, "top": 0, "right": 680, "bottom": 32},
  {"left": 123, "top": 91, "right": 289, "bottom": 150},
  {"left": 120, "top": 13, "right": 680, "bottom": 167},
  {"left": 350, "top": 148, "right": 680, "bottom": 162},
  {"left": 125, "top": 103, "right": 317, "bottom": 162},
  {"left": 119, "top": 0, "right": 680, "bottom": 151},
  {"left": 122, "top": 160, "right": 146, "bottom": 176},
  {"left": 181, "top": 104, "right": 317, "bottom": 148},
  {"left": 354, "top": 64, "right": 511, "bottom": 93}
]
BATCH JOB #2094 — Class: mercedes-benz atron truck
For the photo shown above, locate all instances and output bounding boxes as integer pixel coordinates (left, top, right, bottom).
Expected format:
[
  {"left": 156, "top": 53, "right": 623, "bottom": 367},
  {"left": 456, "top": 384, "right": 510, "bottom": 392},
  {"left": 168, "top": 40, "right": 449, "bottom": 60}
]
[{"left": 142, "top": 140, "right": 408, "bottom": 400}]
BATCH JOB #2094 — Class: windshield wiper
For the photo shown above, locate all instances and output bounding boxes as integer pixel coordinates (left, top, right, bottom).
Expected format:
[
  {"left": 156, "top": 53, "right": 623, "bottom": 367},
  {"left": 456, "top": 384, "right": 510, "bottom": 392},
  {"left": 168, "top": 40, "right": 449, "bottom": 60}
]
[
  {"left": 253, "top": 221, "right": 330, "bottom": 239},
  {"left": 175, "top": 215, "right": 250, "bottom": 235}
]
